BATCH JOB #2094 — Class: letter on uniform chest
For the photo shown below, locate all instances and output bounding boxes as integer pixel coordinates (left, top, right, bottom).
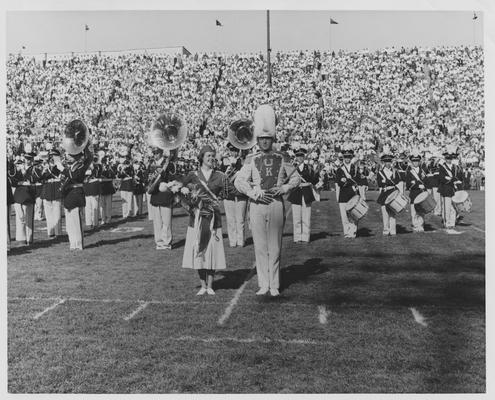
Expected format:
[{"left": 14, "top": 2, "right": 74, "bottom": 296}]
[{"left": 255, "top": 154, "right": 283, "bottom": 189}]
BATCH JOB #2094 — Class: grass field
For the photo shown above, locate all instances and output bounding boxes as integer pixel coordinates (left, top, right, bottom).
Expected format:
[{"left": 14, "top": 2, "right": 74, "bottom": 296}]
[{"left": 7, "top": 190, "right": 485, "bottom": 393}]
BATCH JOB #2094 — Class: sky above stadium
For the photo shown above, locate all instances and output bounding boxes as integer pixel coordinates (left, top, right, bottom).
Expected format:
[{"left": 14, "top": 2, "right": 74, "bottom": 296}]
[{"left": 6, "top": 10, "right": 483, "bottom": 56}]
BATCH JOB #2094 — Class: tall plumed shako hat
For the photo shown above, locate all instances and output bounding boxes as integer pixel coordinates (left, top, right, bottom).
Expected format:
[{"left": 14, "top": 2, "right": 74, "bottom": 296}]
[{"left": 253, "top": 104, "right": 277, "bottom": 140}]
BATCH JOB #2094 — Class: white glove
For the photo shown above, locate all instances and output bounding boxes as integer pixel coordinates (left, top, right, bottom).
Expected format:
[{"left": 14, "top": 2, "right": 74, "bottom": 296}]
[
  {"left": 419, "top": 184, "right": 425, "bottom": 189},
  {"left": 158, "top": 182, "right": 169, "bottom": 192}
]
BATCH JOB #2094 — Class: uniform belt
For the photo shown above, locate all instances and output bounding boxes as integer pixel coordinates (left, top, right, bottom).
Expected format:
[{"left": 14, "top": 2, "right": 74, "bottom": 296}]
[
  {"left": 19, "top": 182, "right": 32, "bottom": 186},
  {"left": 121, "top": 177, "right": 132, "bottom": 181},
  {"left": 98, "top": 178, "right": 113, "bottom": 182},
  {"left": 69, "top": 184, "right": 84, "bottom": 189},
  {"left": 252, "top": 195, "right": 283, "bottom": 204},
  {"left": 33, "top": 183, "right": 43, "bottom": 186},
  {"left": 88, "top": 178, "right": 99, "bottom": 183},
  {"left": 47, "top": 179, "right": 61, "bottom": 183}
]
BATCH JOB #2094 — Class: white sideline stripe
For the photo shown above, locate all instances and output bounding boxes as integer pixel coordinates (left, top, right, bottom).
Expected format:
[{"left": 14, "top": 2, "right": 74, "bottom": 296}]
[
  {"left": 409, "top": 307, "right": 428, "bottom": 327},
  {"left": 123, "top": 301, "right": 149, "bottom": 321},
  {"left": 33, "top": 298, "right": 66, "bottom": 320},
  {"left": 174, "top": 335, "right": 327, "bottom": 346},
  {"left": 218, "top": 264, "right": 256, "bottom": 326},
  {"left": 318, "top": 305, "right": 329, "bottom": 324},
  {"left": 472, "top": 226, "right": 485, "bottom": 233}
]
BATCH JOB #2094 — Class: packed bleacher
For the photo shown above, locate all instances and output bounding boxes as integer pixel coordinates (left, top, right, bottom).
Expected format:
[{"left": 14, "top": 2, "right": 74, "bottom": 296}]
[{"left": 6, "top": 45, "right": 485, "bottom": 188}]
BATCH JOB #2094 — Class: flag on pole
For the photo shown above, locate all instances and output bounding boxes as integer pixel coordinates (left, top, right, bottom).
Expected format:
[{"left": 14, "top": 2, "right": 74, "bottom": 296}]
[
  {"left": 330, "top": 18, "right": 338, "bottom": 24},
  {"left": 216, "top": 20, "right": 223, "bottom": 27},
  {"left": 85, "top": 24, "right": 90, "bottom": 31},
  {"left": 473, "top": 12, "right": 478, "bottom": 20}
]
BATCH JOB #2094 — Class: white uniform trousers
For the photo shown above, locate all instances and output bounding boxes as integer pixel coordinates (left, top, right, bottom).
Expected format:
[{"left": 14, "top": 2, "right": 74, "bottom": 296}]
[
  {"left": 381, "top": 205, "right": 396, "bottom": 235},
  {"left": 14, "top": 203, "right": 34, "bottom": 243},
  {"left": 338, "top": 203, "right": 357, "bottom": 238},
  {"left": 85, "top": 195, "right": 100, "bottom": 227},
  {"left": 34, "top": 196, "right": 44, "bottom": 221},
  {"left": 99, "top": 194, "right": 113, "bottom": 224},
  {"left": 250, "top": 200, "right": 285, "bottom": 291},
  {"left": 428, "top": 187, "right": 442, "bottom": 215},
  {"left": 441, "top": 196, "right": 457, "bottom": 229},
  {"left": 153, "top": 206, "right": 173, "bottom": 246},
  {"left": 65, "top": 207, "right": 84, "bottom": 249},
  {"left": 120, "top": 190, "right": 134, "bottom": 218},
  {"left": 410, "top": 204, "right": 424, "bottom": 232},
  {"left": 224, "top": 198, "right": 247, "bottom": 247},
  {"left": 7, "top": 205, "right": 11, "bottom": 250},
  {"left": 334, "top": 183, "right": 340, "bottom": 202},
  {"left": 132, "top": 194, "right": 144, "bottom": 216},
  {"left": 292, "top": 198, "right": 312, "bottom": 242},
  {"left": 43, "top": 199, "right": 62, "bottom": 236},
  {"left": 358, "top": 185, "right": 367, "bottom": 200},
  {"left": 146, "top": 193, "right": 154, "bottom": 220}
]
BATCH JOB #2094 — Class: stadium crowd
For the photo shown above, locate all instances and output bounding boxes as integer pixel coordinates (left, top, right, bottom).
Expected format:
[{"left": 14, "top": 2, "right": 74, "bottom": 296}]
[{"left": 6, "top": 45, "right": 484, "bottom": 189}]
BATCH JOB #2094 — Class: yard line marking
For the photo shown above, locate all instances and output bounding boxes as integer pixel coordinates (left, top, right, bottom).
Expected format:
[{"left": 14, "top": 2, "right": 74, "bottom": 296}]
[
  {"left": 123, "top": 301, "right": 149, "bottom": 321},
  {"left": 174, "top": 335, "right": 327, "bottom": 346},
  {"left": 409, "top": 307, "right": 428, "bottom": 327},
  {"left": 33, "top": 298, "right": 66, "bottom": 320},
  {"left": 318, "top": 305, "right": 329, "bottom": 324},
  {"left": 218, "top": 264, "right": 257, "bottom": 326},
  {"left": 471, "top": 226, "right": 485, "bottom": 233}
]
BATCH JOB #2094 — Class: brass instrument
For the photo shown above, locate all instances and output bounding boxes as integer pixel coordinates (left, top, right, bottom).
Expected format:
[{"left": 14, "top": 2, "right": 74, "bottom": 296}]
[
  {"left": 146, "top": 113, "right": 187, "bottom": 194},
  {"left": 227, "top": 119, "right": 256, "bottom": 150},
  {"left": 61, "top": 119, "right": 89, "bottom": 155}
]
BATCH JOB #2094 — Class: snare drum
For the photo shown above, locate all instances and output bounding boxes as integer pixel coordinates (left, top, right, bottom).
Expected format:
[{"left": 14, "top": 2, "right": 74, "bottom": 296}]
[
  {"left": 413, "top": 191, "right": 436, "bottom": 215},
  {"left": 452, "top": 190, "right": 472, "bottom": 213},
  {"left": 385, "top": 190, "right": 408, "bottom": 214},
  {"left": 345, "top": 195, "right": 369, "bottom": 221}
]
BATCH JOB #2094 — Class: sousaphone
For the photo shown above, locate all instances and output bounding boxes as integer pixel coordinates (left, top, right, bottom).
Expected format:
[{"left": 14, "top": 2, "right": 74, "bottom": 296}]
[
  {"left": 228, "top": 119, "right": 256, "bottom": 150},
  {"left": 62, "top": 119, "right": 90, "bottom": 155},
  {"left": 147, "top": 113, "right": 187, "bottom": 150}
]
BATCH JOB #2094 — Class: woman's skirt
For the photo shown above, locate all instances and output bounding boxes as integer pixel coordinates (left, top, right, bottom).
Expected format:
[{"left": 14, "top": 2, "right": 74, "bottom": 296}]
[{"left": 182, "top": 226, "right": 226, "bottom": 270}]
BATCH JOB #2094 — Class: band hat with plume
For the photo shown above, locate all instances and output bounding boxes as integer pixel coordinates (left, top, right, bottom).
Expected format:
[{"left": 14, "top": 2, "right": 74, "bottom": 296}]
[
  {"left": 409, "top": 149, "right": 421, "bottom": 161},
  {"left": 254, "top": 104, "right": 277, "bottom": 140}
]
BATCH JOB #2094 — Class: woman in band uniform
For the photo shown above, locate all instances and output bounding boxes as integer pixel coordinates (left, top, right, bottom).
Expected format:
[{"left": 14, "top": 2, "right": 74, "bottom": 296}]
[{"left": 377, "top": 152, "right": 401, "bottom": 236}]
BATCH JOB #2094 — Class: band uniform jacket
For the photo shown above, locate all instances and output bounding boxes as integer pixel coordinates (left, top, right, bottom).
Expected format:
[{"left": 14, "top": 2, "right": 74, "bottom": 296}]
[
  {"left": 336, "top": 163, "right": 358, "bottom": 203},
  {"left": 13, "top": 166, "right": 37, "bottom": 205},
  {"left": 406, "top": 166, "right": 427, "bottom": 202},
  {"left": 438, "top": 163, "right": 463, "bottom": 198},
  {"left": 31, "top": 165, "right": 45, "bottom": 199},
  {"left": 181, "top": 169, "right": 227, "bottom": 229},
  {"left": 356, "top": 165, "right": 370, "bottom": 186},
  {"left": 219, "top": 158, "right": 247, "bottom": 201},
  {"left": 118, "top": 163, "right": 135, "bottom": 192},
  {"left": 234, "top": 150, "right": 300, "bottom": 203},
  {"left": 100, "top": 164, "right": 116, "bottom": 195},
  {"left": 376, "top": 167, "right": 401, "bottom": 205},
  {"left": 7, "top": 161, "right": 15, "bottom": 205},
  {"left": 424, "top": 160, "right": 440, "bottom": 189},
  {"left": 287, "top": 163, "right": 319, "bottom": 205},
  {"left": 60, "top": 153, "right": 92, "bottom": 210},
  {"left": 149, "top": 161, "right": 178, "bottom": 208},
  {"left": 41, "top": 165, "right": 62, "bottom": 201},
  {"left": 133, "top": 163, "right": 147, "bottom": 195},
  {"left": 83, "top": 163, "right": 103, "bottom": 197},
  {"left": 394, "top": 160, "right": 408, "bottom": 182}
]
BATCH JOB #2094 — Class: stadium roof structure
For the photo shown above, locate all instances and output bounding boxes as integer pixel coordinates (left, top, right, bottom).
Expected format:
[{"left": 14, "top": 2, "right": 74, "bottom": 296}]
[{"left": 13, "top": 46, "right": 192, "bottom": 62}]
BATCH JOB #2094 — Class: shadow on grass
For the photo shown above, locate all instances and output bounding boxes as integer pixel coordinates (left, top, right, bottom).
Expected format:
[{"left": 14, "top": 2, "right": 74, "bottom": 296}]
[
  {"left": 280, "top": 258, "right": 327, "bottom": 291},
  {"left": 357, "top": 227, "right": 374, "bottom": 237},
  {"left": 214, "top": 268, "right": 255, "bottom": 290},
  {"left": 85, "top": 234, "right": 154, "bottom": 249},
  {"left": 396, "top": 224, "right": 412, "bottom": 234}
]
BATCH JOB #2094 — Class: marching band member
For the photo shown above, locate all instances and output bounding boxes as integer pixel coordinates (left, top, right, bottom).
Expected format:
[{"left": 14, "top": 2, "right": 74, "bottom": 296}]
[
  {"left": 221, "top": 148, "right": 249, "bottom": 248},
  {"left": 7, "top": 158, "right": 16, "bottom": 250},
  {"left": 336, "top": 148, "right": 359, "bottom": 238},
  {"left": 117, "top": 153, "right": 135, "bottom": 219},
  {"left": 181, "top": 144, "right": 231, "bottom": 295},
  {"left": 99, "top": 153, "right": 116, "bottom": 225},
  {"left": 333, "top": 153, "right": 343, "bottom": 201},
  {"left": 144, "top": 154, "right": 155, "bottom": 221},
  {"left": 132, "top": 156, "right": 146, "bottom": 217},
  {"left": 425, "top": 152, "right": 442, "bottom": 216},
  {"left": 287, "top": 147, "right": 319, "bottom": 243},
  {"left": 33, "top": 155, "right": 45, "bottom": 221},
  {"left": 356, "top": 158, "right": 370, "bottom": 201},
  {"left": 394, "top": 152, "right": 408, "bottom": 196},
  {"left": 235, "top": 105, "right": 300, "bottom": 297},
  {"left": 40, "top": 149, "right": 63, "bottom": 238},
  {"left": 13, "top": 152, "right": 37, "bottom": 245},
  {"left": 406, "top": 151, "right": 427, "bottom": 232},
  {"left": 377, "top": 151, "right": 401, "bottom": 236},
  {"left": 84, "top": 155, "right": 102, "bottom": 230},
  {"left": 438, "top": 145, "right": 463, "bottom": 231},
  {"left": 57, "top": 120, "right": 93, "bottom": 250},
  {"left": 149, "top": 147, "right": 177, "bottom": 250}
]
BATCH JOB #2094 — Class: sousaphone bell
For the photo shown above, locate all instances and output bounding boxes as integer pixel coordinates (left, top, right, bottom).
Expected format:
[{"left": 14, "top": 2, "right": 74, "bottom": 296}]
[
  {"left": 62, "top": 119, "right": 89, "bottom": 155},
  {"left": 228, "top": 119, "right": 256, "bottom": 150},
  {"left": 147, "top": 113, "right": 188, "bottom": 150}
]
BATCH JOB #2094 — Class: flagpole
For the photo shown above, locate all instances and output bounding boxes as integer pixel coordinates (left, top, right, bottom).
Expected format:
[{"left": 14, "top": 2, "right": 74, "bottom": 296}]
[
  {"left": 84, "top": 27, "right": 87, "bottom": 53},
  {"left": 267, "top": 10, "right": 272, "bottom": 86}
]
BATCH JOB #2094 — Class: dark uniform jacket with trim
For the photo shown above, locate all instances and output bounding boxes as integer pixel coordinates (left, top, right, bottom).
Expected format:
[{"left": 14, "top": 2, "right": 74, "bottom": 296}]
[
  {"left": 355, "top": 164, "right": 370, "bottom": 186},
  {"left": 7, "top": 161, "right": 15, "bottom": 205},
  {"left": 438, "top": 162, "right": 463, "bottom": 198},
  {"left": 181, "top": 169, "right": 226, "bottom": 229},
  {"left": 60, "top": 153, "right": 92, "bottom": 210},
  {"left": 336, "top": 163, "right": 358, "bottom": 203},
  {"left": 219, "top": 158, "right": 247, "bottom": 201},
  {"left": 394, "top": 160, "right": 408, "bottom": 182},
  {"left": 133, "top": 163, "right": 147, "bottom": 195},
  {"left": 13, "top": 166, "right": 37, "bottom": 205},
  {"left": 376, "top": 167, "right": 401, "bottom": 205},
  {"left": 149, "top": 161, "right": 179, "bottom": 208},
  {"left": 287, "top": 164, "right": 319, "bottom": 205},
  {"left": 117, "top": 163, "right": 135, "bottom": 192},
  {"left": 31, "top": 165, "right": 45, "bottom": 198},
  {"left": 41, "top": 165, "right": 62, "bottom": 201},
  {"left": 406, "top": 166, "right": 428, "bottom": 201},
  {"left": 83, "top": 163, "right": 103, "bottom": 197},
  {"left": 424, "top": 160, "right": 440, "bottom": 188},
  {"left": 100, "top": 164, "right": 116, "bottom": 195}
]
